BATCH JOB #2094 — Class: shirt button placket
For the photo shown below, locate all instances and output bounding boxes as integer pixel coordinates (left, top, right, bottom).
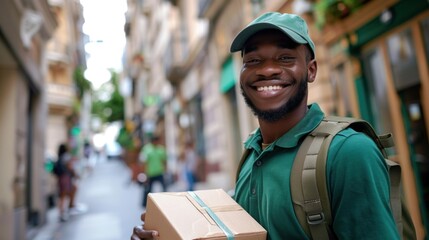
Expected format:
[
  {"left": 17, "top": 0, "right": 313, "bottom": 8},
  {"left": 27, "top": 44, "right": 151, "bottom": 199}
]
[{"left": 252, "top": 160, "right": 262, "bottom": 195}]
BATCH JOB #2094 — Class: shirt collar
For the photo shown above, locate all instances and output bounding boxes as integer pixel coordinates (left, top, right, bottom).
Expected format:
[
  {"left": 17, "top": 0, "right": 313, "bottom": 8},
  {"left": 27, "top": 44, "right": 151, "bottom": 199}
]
[{"left": 244, "top": 103, "right": 325, "bottom": 150}]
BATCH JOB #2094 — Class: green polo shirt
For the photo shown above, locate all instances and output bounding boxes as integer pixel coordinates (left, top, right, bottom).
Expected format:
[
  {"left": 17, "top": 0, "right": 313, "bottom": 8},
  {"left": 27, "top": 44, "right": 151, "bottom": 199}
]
[{"left": 234, "top": 104, "right": 399, "bottom": 240}]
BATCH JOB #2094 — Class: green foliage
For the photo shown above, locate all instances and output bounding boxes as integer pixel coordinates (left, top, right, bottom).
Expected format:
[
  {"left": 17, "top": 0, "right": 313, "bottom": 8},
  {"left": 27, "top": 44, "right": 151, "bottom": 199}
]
[
  {"left": 73, "top": 66, "right": 92, "bottom": 99},
  {"left": 116, "top": 127, "right": 135, "bottom": 150},
  {"left": 314, "top": 0, "right": 368, "bottom": 29},
  {"left": 91, "top": 70, "right": 125, "bottom": 123}
]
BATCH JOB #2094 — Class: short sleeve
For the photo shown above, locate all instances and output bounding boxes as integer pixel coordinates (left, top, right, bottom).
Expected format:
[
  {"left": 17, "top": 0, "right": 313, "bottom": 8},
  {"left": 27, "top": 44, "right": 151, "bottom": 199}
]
[{"left": 327, "top": 130, "right": 399, "bottom": 239}]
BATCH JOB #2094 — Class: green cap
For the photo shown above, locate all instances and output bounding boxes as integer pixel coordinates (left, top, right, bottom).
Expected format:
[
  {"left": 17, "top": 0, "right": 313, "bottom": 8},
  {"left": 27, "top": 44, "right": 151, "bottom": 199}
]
[{"left": 230, "top": 12, "right": 315, "bottom": 58}]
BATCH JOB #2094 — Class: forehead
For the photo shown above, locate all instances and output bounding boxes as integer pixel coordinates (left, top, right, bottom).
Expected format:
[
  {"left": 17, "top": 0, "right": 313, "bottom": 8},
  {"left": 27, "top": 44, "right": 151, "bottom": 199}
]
[{"left": 242, "top": 29, "right": 298, "bottom": 53}]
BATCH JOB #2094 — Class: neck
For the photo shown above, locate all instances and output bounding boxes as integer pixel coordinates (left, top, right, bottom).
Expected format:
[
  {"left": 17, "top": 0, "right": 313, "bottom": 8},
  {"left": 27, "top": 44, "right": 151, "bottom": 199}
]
[{"left": 258, "top": 103, "right": 309, "bottom": 144}]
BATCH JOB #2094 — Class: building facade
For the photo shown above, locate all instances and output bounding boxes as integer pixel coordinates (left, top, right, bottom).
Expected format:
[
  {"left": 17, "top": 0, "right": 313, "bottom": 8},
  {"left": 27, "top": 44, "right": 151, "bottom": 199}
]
[
  {"left": 0, "top": 0, "right": 87, "bottom": 239},
  {"left": 0, "top": 1, "right": 56, "bottom": 239},
  {"left": 45, "top": 0, "right": 87, "bottom": 163},
  {"left": 44, "top": 0, "right": 88, "bottom": 229}
]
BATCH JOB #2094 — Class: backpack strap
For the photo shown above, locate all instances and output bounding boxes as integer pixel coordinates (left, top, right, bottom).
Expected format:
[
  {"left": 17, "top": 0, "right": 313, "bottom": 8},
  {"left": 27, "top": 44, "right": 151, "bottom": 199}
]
[
  {"left": 236, "top": 130, "right": 258, "bottom": 182},
  {"left": 291, "top": 116, "right": 400, "bottom": 239},
  {"left": 236, "top": 117, "right": 405, "bottom": 239},
  {"left": 291, "top": 117, "right": 354, "bottom": 239},
  {"left": 236, "top": 148, "right": 250, "bottom": 182},
  {"left": 386, "top": 159, "right": 403, "bottom": 237}
]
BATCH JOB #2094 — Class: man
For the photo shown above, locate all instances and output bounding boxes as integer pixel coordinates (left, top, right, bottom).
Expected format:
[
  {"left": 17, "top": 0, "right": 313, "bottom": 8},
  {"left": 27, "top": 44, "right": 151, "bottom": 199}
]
[
  {"left": 131, "top": 12, "right": 399, "bottom": 239},
  {"left": 140, "top": 135, "right": 167, "bottom": 207}
]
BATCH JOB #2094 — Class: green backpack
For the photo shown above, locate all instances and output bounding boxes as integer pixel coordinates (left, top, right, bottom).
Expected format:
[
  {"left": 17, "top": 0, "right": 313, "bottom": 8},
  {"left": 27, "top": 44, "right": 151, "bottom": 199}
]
[{"left": 236, "top": 116, "right": 416, "bottom": 239}]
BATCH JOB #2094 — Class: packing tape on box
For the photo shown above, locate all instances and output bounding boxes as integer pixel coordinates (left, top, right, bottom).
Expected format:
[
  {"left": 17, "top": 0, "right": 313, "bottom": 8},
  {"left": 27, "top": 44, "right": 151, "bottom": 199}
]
[{"left": 188, "top": 191, "right": 235, "bottom": 240}]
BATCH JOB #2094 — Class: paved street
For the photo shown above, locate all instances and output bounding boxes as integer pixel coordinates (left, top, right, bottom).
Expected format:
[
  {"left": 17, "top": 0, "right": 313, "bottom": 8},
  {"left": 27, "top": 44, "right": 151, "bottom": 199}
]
[{"left": 33, "top": 156, "right": 145, "bottom": 240}]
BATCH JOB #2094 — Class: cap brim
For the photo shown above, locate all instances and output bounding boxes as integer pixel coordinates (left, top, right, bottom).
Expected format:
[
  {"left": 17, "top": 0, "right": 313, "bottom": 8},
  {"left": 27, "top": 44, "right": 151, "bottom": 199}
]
[{"left": 230, "top": 22, "right": 307, "bottom": 53}]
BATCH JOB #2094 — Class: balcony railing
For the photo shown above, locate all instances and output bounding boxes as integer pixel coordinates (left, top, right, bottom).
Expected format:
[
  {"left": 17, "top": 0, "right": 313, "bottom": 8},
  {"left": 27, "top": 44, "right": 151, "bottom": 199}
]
[
  {"left": 164, "top": 17, "right": 209, "bottom": 83},
  {"left": 164, "top": 31, "right": 189, "bottom": 84},
  {"left": 46, "top": 83, "right": 75, "bottom": 109},
  {"left": 46, "top": 40, "right": 73, "bottom": 63}
]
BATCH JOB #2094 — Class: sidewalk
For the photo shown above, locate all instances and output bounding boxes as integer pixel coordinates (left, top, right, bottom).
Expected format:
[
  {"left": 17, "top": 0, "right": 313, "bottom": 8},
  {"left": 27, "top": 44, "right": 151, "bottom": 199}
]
[
  {"left": 32, "top": 156, "right": 145, "bottom": 240},
  {"left": 30, "top": 154, "right": 221, "bottom": 240}
]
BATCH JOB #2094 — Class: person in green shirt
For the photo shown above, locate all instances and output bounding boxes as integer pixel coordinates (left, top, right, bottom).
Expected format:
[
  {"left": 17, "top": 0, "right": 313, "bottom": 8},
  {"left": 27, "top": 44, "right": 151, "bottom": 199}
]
[
  {"left": 131, "top": 12, "right": 399, "bottom": 239},
  {"left": 140, "top": 135, "right": 167, "bottom": 208}
]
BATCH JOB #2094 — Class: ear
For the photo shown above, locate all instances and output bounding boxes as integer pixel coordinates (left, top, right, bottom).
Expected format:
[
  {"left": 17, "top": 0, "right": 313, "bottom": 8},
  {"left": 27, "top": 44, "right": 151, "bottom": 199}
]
[{"left": 307, "top": 59, "right": 317, "bottom": 83}]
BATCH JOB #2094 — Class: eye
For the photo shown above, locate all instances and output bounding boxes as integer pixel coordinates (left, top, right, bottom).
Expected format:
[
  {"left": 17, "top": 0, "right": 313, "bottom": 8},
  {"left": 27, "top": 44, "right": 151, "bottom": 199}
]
[
  {"left": 278, "top": 55, "right": 294, "bottom": 62},
  {"left": 243, "top": 57, "right": 261, "bottom": 65}
]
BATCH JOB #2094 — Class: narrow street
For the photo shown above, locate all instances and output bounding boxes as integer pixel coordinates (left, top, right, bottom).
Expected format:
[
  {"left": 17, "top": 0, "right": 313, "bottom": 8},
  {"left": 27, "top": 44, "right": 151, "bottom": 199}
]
[{"left": 33, "top": 156, "right": 144, "bottom": 240}]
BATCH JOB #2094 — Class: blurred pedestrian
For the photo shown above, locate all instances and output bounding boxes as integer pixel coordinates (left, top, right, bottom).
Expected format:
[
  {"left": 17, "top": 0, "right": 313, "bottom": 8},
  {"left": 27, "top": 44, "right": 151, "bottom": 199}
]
[
  {"left": 181, "top": 140, "right": 199, "bottom": 191},
  {"left": 83, "top": 140, "right": 96, "bottom": 172},
  {"left": 54, "top": 143, "right": 78, "bottom": 222},
  {"left": 83, "top": 140, "right": 92, "bottom": 160},
  {"left": 139, "top": 135, "right": 167, "bottom": 208}
]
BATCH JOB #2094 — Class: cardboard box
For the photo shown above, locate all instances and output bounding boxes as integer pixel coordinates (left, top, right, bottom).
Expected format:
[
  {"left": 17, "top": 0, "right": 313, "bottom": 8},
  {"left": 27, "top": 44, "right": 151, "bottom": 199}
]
[{"left": 145, "top": 189, "right": 267, "bottom": 240}]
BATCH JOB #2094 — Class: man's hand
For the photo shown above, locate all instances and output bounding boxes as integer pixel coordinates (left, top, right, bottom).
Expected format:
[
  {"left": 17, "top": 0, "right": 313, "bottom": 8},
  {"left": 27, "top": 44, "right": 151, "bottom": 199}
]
[{"left": 130, "top": 213, "right": 159, "bottom": 240}]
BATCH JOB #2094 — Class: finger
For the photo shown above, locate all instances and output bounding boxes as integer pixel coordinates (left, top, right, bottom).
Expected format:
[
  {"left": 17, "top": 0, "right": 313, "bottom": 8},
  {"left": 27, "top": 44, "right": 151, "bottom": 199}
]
[
  {"left": 133, "top": 225, "right": 159, "bottom": 239},
  {"left": 130, "top": 233, "right": 140, "bottom": 240},
  {"left": 140, "top": 212, "right": 146, "bottom": 221}
]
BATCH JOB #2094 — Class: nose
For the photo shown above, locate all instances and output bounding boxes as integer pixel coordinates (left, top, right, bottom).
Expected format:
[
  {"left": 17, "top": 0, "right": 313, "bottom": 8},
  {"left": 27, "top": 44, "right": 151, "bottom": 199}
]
[{"left": 255, "top": 60, "right": 282, "bottom": 78}]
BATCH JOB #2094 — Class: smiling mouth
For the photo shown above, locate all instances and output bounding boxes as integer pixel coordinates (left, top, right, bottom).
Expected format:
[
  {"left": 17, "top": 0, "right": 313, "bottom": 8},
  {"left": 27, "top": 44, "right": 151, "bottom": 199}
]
[{"left": 256, "top": 85, "right": 286, "bottom": 92}]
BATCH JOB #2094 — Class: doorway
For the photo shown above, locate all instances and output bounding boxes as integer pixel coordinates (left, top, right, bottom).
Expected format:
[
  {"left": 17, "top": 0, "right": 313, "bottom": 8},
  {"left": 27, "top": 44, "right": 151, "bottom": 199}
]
[
  {"left": 386, "top": 24, "right": 429, "bottom": 228},
  {"left": 399, "top": 85, "right": 429, "bottom": 223},
  {"left": 362, "top": 16, "right": 429, "bottom": 235}
]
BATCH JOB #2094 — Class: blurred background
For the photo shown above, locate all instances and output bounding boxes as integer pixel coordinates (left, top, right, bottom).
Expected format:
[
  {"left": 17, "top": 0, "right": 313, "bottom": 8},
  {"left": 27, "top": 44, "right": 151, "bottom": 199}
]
[{"left": 1, "top": 0, "right": 429, "bottom": 239}]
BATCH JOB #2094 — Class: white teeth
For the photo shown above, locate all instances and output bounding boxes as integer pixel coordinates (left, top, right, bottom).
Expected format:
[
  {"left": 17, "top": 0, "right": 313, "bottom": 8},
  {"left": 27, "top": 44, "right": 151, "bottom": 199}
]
[{"left": 257, "top": 85, "right": 282, "bottom": 91}]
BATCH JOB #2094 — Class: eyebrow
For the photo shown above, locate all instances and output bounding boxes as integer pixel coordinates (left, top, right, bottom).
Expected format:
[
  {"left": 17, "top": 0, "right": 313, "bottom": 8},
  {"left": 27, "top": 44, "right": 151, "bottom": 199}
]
[
  {"left": 242, "top": 41, "right": 299, "bottom": 55},
  {"left": 242, "top": 44, "right": 258, "bottom": 54},
  {"left": 278, "top": 41, "right": 299, "bottom": 49}
]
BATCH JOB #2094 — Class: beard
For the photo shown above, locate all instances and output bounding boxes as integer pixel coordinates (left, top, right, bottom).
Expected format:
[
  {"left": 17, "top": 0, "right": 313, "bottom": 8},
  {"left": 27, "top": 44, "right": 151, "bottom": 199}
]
[{"left": 241, "top": 76, "right": 308, "bottom": 122}]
